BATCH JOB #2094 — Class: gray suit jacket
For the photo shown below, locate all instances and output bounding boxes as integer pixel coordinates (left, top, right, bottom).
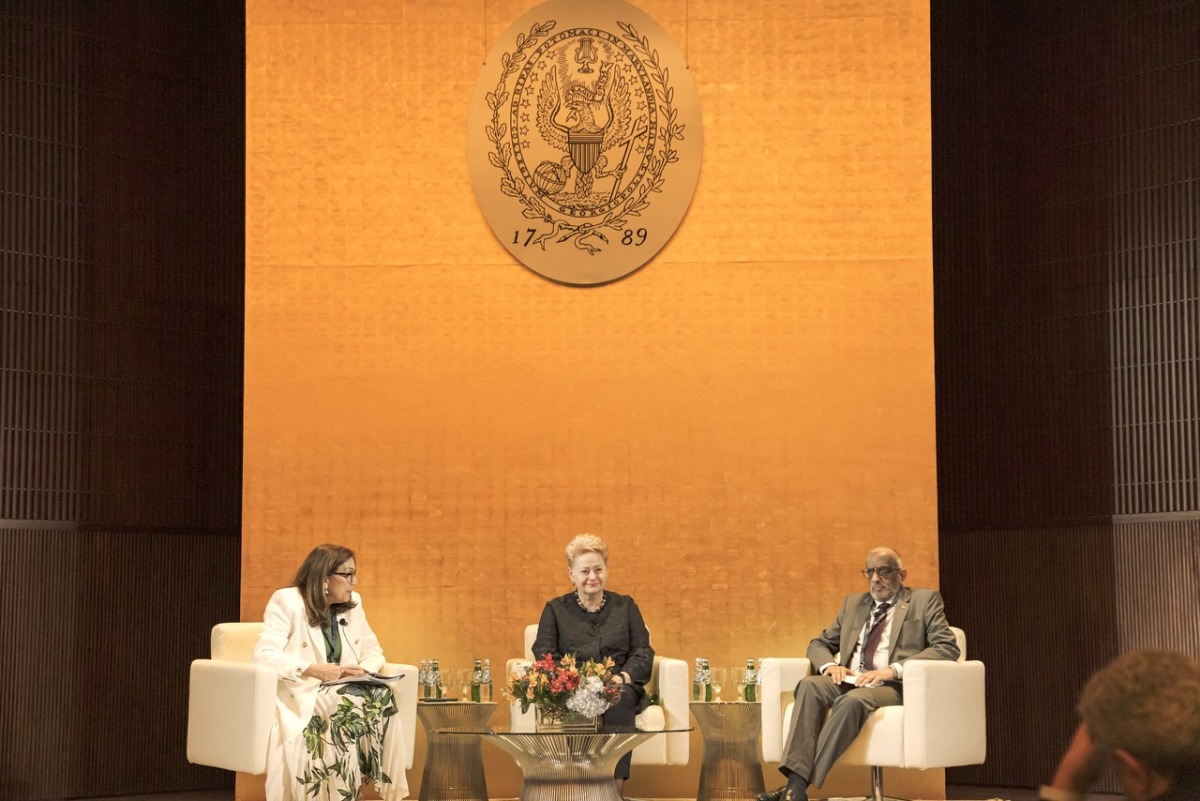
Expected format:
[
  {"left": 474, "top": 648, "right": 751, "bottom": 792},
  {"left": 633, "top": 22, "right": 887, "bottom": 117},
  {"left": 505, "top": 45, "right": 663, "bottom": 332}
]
[{"left": 806, "top": 586, "right": 959, "bottom": 678}]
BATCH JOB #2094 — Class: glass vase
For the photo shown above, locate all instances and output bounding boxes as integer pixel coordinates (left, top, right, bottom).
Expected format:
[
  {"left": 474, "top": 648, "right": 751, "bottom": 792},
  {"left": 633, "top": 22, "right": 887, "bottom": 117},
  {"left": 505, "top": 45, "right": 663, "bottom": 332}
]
[{"left": 534, "top": 704, "right": 601, "bottom": 732}]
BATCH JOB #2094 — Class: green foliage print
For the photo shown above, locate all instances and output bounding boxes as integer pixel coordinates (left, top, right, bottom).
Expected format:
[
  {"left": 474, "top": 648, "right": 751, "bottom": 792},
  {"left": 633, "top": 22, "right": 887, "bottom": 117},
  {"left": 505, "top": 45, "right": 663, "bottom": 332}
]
[{"left": 296, "top": 683, "right": 398, "bottom": 799}]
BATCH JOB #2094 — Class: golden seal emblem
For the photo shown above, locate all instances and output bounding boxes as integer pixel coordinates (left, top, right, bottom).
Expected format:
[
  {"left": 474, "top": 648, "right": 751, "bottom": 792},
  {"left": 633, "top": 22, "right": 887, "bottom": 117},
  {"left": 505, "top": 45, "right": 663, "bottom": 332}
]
[{"left": 468, "top": 0, "right": 702, "bottom": 286}]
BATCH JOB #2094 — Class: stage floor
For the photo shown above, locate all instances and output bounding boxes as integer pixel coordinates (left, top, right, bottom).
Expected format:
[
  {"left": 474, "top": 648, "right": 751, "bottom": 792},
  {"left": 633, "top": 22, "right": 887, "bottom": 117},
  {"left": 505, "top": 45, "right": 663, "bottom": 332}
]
[{"left": 85, "top": 788, "right": 1121, "bottom": 801}]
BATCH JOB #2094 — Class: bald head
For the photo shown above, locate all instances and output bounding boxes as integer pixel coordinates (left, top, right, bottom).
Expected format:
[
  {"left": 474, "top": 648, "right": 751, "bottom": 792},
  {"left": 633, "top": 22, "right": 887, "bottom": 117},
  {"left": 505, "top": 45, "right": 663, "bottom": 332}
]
[{"left": 867, "top": 547, "right": 904, "bottom": 569}]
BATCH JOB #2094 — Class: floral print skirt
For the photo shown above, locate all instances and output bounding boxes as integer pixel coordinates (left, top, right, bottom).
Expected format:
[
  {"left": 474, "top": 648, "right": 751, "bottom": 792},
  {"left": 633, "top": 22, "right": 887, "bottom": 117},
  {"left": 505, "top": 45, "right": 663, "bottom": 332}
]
[{"left": 282, "top": 682, "right": 407, "bottom": 801}]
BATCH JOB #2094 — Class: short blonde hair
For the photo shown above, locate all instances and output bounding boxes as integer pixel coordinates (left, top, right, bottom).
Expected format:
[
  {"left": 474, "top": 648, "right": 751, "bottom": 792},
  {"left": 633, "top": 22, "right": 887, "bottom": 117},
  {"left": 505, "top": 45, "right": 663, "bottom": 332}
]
[{"left": 564, "top": 533, "right": 608, "bottom": 566}]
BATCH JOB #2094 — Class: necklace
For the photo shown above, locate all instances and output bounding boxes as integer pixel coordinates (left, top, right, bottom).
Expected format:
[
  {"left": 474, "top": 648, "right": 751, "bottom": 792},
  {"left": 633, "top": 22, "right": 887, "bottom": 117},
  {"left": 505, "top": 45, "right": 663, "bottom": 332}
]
[{"left": 575, "top": 590, "right": 606, "bottom": 613}]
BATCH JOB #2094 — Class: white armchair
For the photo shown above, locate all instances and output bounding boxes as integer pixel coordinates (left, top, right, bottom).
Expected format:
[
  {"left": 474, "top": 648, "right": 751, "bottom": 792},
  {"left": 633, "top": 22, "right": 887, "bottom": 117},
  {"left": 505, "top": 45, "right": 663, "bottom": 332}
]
[
  {"left": 760, "top": 627, "right": 985, "bottom": 801},
  {"left": 187, "top": 622, "right": 418, "bottom": 775},
  {"left": 506, "top": 624, "right": 690, "bottom": 765}
]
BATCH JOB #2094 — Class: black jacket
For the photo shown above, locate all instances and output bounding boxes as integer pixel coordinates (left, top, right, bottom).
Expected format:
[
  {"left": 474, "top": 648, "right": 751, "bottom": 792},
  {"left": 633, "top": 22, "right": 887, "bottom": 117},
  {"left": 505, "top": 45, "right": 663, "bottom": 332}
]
[{"left": 532, "top": 590, "right": 655, "bottom": 690}]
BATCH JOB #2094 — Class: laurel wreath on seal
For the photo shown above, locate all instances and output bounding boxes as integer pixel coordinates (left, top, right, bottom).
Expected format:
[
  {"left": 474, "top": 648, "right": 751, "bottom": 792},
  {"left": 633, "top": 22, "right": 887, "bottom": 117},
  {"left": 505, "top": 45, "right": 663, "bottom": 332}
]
[{"left": 484, "top": 20, "right": 685, "bottom": 255}]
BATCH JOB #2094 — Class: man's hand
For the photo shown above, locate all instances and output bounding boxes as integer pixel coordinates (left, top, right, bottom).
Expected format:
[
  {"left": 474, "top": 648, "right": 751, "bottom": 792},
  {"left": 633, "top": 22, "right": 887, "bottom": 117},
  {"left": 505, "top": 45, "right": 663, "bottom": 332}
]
[
  {"left": 823, "top": 665, "right": 851, "bottom": 683},
  {"left": 853, "top": 667, "right": 897, "bottom": 686},
  {"left": 1051, "top": 723, "right": 1106, "bottom": 792}
]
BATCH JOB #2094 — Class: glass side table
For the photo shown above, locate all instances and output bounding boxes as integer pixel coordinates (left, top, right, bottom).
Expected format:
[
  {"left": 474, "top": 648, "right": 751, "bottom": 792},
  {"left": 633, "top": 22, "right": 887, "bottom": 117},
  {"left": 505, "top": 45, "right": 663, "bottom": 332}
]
[
  {"left": 416, "top": 701, "right": 496, "bottom": 801},
  {"left": 439, "top": 727, "right": 691, "bottom": 801},
  {"left": 690, "top": 702, "right": 766, "bottom": 801}
]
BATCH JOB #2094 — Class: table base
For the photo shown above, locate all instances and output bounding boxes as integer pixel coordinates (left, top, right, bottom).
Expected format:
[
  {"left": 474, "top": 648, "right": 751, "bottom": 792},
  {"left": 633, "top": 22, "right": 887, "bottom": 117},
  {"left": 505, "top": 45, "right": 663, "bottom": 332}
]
[
  {"left": 482, "top": 731, "right": 653, "bottom": 801},
  {"left": 418, "top": 702, "right": 495, "bottom": 801},
  {"left": 692, "top": 702, "right": 767, "bottom": 801}
]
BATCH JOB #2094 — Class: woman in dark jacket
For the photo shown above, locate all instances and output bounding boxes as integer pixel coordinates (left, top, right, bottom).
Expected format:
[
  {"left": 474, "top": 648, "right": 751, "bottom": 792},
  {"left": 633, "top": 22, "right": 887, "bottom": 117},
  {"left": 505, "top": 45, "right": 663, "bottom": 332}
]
[{"left": 532, "top": 533, "right": 654, "bottom": 794}]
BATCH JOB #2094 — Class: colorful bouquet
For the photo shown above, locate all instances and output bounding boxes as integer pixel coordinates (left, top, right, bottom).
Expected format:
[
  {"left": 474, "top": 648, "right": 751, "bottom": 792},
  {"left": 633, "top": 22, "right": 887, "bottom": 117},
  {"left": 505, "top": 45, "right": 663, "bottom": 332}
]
[{"left": 505, "top": 652, "right": 623, "bottom": 718}]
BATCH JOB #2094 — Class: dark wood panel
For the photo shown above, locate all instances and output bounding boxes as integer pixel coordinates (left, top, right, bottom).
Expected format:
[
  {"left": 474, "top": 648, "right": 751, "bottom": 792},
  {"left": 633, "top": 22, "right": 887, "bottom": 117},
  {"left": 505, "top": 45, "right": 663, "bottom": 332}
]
[
  {"left": 933, "top": 0, "right": 1200, "bottom": 792},
  {"left": 942, "top": 521, "right": 1200, "bottom": 791},
  {"left": 933, "top": 0, "right": 1199, "bottom": 530},
  {"left": 1105, "top": 18, "right": 1200, "bottom": 517},
  {"left": 1113, "top": 520, "right": 1200, "bottom": 653},
  {"left": 940, "top": 527, "right": 1121, "bottom": 789},
  {"left": 1, "top": 0, "right": 244, "bottom": 531},
  {"left": 0, "top": 2, "right": 244, "bottom": 799},
  {"left": 1, "top": 1, "right": 84, "bottom": 525},
  {"left": 0, "top": 530, "right": 241, "bottom": 799}
]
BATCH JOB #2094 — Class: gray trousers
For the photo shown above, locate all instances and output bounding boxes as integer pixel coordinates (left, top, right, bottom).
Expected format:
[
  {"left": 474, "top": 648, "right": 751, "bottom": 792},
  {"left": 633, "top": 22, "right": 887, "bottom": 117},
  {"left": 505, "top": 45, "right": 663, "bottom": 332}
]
[{"left": 778, "top": 675, "right": 902, "bottom": 788}]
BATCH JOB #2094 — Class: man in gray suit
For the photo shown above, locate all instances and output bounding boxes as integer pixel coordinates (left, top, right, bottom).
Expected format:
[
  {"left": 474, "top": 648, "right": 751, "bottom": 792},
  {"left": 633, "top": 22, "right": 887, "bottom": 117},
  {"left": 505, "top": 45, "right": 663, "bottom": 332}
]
[{"left": 758, "top": 547, "right": 960, "bottom": 801}]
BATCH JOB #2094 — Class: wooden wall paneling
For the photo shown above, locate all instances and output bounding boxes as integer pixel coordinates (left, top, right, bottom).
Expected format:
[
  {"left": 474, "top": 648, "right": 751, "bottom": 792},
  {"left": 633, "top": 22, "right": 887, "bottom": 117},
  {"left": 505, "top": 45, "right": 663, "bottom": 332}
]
[
  {"left": 1108, "top": 52, "right": 1200, "bottom": 517},
  {"left": 0, "top": 2, "right": 245, "bottom": 799},
  {"left": 934, "top": 0, "right": 1199, "bottom": 792},
  {"left": 0, "top": 530, "right": 241, "bottom": 798},
  {"left": 1, "top": 1, "right": 82, "bottom": 525},
  {"left": 0, "top": 528, "right": 77, "bottom": 801},
  {"left": 1112, "top": 520, "right": 1200, "bottom": 654},
  {"left": 64, "top": 531, "right": 243, "bottom": 795},
  {"left": 940, "top": 527, "right": 1121, "bottom": 789}
]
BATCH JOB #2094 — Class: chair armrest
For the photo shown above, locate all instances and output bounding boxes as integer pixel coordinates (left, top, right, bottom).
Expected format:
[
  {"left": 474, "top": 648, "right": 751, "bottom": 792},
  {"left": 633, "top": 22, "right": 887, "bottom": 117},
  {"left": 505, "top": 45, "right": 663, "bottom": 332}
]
[
  {"left": 187, "top": 659, "right": 276, "bottom": 774},
  {"left": 901, "top": 659, "right": 986, "bottom": 768},
  {"left": 384, "top": 662, "right": 418, "bottom": 769},
  {"left": 760, "top": 657, "right": 812, "bottom": 762},
  {"left": 506, "top": 658, "right": 535, "bottom": 732},
  {"left": 646, "top": 655, "right": 690, "bottom": 764}
]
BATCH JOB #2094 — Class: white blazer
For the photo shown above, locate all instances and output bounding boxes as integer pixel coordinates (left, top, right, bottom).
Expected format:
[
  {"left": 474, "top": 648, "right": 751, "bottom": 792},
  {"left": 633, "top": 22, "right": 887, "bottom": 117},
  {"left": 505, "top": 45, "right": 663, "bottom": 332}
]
[{"left": 252, "top": 587, "right": 386, "bottom": 742}]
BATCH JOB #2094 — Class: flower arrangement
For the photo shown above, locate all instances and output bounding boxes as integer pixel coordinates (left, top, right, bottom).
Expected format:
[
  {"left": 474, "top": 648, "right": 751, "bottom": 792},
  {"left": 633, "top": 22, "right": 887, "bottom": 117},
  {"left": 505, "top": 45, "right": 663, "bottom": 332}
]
[{"left": 505, "top": 652, "right": 623, "bottom": 719}]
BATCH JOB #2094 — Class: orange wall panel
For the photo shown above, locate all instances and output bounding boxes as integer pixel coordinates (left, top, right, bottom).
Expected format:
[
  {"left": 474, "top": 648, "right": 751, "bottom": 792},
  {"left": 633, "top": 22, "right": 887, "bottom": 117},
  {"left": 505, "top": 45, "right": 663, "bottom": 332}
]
[{"left": 244, "top": 1, "right": 939, "bottom": 798}]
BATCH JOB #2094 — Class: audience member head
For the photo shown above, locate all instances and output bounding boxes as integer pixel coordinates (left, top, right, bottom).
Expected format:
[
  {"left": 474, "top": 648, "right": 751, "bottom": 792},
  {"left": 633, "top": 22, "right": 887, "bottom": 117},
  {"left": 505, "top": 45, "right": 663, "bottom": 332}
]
[{"left": 1079, "top": 649, "right": 1200, "bottom": 798}]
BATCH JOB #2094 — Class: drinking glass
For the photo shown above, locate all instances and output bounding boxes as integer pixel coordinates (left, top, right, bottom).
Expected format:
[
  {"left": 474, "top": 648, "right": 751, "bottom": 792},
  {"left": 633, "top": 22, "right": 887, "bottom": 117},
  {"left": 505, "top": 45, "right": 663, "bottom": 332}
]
[
  {"left": 733, "top": 667, "right": 747, "bottom": 701},
  {"left": 457, "top": 668, "right": 472, "bottom": 700},
  {"left": 709, "top": 667, "right": 727, "bottom": 701}
]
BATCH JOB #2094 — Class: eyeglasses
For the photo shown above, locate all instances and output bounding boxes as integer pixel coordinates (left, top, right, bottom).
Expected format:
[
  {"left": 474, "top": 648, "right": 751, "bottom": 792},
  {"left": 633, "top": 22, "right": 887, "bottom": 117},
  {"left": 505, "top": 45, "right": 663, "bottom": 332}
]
[
  {"left": 860, "top": 567, "right": 898, "bottom": 579},
  {"left": 331, "top": 570, "right": 358, "bottom": 583}
]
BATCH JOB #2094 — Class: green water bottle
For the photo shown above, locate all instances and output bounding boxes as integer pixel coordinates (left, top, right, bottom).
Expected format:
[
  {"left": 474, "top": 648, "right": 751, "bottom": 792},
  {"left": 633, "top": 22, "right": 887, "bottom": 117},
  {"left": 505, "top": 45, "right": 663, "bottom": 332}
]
[
  {"left": 744, "top": 658, "right": 758, "bottom": 702},
  {"left": 471, "top": 658, "right": 483, "bottom": 702}
]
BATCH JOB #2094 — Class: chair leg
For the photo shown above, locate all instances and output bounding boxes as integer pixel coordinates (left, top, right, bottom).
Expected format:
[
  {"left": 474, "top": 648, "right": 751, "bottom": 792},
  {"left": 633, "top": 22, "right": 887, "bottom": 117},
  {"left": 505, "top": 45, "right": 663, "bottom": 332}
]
[
  {"left": 870, "top": 765, "right": 884, "bottom": 801},
  {"left": 868, "top": 765, "right": 909, "bottom": 801}
]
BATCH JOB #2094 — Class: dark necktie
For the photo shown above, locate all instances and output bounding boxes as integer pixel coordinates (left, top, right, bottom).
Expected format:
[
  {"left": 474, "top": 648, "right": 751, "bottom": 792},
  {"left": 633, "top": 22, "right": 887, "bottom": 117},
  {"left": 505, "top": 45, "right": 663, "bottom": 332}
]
[{"left": 860, "top": 602, "right": 892, "bottom": 671}]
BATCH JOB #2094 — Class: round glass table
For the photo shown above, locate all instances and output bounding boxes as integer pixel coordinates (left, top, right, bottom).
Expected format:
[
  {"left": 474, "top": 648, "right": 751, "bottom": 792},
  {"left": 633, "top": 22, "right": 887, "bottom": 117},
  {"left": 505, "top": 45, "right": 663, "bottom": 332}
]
[{"left": 436, "top": 727, "right": 692, "bottom": 801}]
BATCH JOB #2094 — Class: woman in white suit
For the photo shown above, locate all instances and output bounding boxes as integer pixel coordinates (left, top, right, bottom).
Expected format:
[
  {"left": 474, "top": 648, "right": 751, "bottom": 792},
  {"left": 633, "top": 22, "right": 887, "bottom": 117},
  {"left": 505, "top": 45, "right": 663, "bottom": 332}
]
[{"left": 252, "top": 543, "right": 408, "bottom": 801}]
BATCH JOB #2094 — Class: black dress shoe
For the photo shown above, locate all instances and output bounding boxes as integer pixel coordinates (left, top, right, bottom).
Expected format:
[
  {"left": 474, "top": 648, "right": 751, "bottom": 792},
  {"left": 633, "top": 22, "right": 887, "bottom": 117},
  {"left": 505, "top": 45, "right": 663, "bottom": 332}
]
[
  {"left": 781, "top": 788, "right": 807, "bottom": 801},
  {"left": 756, "top": 787, "right": 787, "bottom": 801}
]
